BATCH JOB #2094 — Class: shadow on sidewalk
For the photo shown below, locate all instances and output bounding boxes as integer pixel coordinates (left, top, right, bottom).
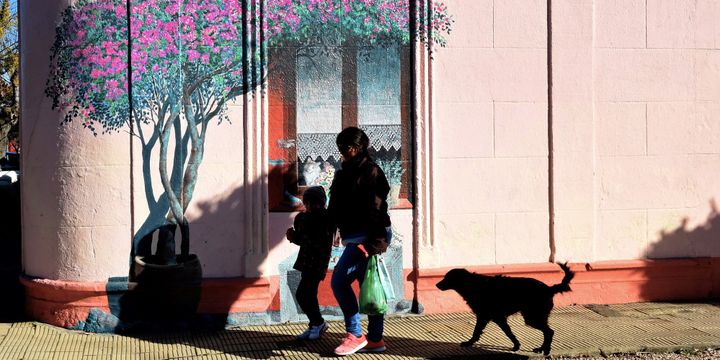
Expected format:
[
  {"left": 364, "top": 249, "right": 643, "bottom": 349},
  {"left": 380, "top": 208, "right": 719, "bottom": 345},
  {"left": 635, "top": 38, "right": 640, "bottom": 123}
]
[{"left": 126, "top": 328, "right": 529, "bottom": 359}]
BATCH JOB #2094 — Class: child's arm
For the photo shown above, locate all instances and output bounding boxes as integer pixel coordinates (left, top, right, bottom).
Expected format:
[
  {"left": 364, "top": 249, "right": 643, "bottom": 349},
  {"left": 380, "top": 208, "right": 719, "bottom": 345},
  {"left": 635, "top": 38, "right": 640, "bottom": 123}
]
[
  {"left": 286, "top": 227, "right": 297, "bottom": 244},
  {"left": 289, "top": 213, "right": 308, "bottom": 245}
]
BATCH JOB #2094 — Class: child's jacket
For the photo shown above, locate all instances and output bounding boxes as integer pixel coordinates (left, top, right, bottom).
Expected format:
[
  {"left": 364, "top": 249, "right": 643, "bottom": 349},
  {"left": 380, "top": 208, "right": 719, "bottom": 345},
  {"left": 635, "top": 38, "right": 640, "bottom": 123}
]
[{"left": 291, "top": 209, "right": 335, "bottom": 279}]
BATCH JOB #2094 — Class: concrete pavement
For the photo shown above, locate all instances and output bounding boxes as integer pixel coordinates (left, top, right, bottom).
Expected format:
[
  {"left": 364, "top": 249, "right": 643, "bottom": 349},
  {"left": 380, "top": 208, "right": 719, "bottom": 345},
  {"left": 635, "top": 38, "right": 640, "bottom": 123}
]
[{"left": 1, "top": 302, "right": 719, "bottom": 359}]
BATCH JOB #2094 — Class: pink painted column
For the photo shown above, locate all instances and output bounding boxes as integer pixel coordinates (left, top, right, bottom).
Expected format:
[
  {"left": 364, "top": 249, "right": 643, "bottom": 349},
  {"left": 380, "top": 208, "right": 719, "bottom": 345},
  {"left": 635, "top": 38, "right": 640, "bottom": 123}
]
[{"left": 20, "top": 2, "right": 132, "bottom": 282}]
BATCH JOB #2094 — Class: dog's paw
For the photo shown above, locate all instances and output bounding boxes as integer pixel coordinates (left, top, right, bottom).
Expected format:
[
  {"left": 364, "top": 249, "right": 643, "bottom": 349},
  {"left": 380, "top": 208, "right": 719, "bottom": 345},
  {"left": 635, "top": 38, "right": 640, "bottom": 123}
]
[
  {"left": 511, "top": 343, "right": 520, "bottom": 352},
  {"left": 532, "top": 347, "right": 550, "bottom": 355},
  {"left": 460, "top": 340, "right": 475, "bottom": 347}
]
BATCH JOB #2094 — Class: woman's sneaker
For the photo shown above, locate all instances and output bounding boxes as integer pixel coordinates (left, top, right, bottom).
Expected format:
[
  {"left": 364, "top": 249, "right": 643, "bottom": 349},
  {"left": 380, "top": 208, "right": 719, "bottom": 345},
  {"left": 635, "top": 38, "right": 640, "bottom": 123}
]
[
  {"left": 334, "top": 333, "right": 367, "bottom": 355},
  {"left": 360, "top": 339, "right": 386, "bottom": 353},
  {"left": 296, "top": 321, "right": 329, "bottom": 340}
]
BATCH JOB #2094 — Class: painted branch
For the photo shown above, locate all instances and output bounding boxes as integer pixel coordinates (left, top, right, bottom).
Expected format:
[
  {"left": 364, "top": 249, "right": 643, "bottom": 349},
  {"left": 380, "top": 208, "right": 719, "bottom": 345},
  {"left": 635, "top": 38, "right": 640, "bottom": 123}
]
[
  {"left": 180, "top": 95, "right": 202, "bottom": 213},
  {"left": 158, "top": 109, "right": 185, "bottom": 227}
]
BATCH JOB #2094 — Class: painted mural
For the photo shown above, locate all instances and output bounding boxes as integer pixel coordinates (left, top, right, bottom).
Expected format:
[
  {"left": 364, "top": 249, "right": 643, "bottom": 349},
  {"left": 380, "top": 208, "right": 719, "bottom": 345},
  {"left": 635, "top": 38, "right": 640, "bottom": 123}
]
[
  {"left": 267, "top": 1, "right": 452, "bottom": 211},
  {"left": 44, "top": 0, "right": 451, "bottom": 325}
]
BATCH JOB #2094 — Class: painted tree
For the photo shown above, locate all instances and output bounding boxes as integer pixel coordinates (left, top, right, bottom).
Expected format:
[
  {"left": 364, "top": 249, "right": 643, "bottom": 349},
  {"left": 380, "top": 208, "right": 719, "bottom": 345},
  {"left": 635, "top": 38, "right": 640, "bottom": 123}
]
[{"left": 46, "top": 0, "right": 452, "bottom": 265}]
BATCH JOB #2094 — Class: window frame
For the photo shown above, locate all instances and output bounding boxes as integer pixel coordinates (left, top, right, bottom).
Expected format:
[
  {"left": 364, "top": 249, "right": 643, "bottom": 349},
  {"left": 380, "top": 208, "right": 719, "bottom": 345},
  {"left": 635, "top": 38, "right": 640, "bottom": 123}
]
[{"left": 268, "top": 42, "right": 413, "bottom": 212}]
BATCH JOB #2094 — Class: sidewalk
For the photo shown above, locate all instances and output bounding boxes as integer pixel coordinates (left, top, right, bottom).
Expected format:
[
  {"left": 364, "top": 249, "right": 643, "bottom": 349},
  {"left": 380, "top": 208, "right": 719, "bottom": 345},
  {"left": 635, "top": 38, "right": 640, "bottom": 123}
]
[{"left": 0, "top": 302, "right": 719, "bottom": 359}]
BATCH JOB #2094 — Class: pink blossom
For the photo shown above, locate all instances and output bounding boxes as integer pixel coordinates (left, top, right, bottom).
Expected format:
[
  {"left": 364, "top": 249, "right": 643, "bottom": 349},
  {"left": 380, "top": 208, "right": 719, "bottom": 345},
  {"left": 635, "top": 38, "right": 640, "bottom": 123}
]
[
  {"left": 187, "top": 50, "right": 200, "bottom": 62},
  {"left": 49, "top": 0, "right": 454, "bottom": 132}
]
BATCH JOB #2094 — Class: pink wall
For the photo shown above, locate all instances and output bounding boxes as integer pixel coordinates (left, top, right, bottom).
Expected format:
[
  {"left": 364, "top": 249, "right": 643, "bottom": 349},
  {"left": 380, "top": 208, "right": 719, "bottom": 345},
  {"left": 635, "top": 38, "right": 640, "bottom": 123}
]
[
  {"left": 426, "top": 0, "right": 720, "bottom": 270},
  {"left": 594, "top": 0, "right": 720, "bottom": 261},
  {"left": 432, "top": 0, "right": 550, "bottom": 269},
  {"left": 20, "top": 0, "right": 720, "bottom": 280}
]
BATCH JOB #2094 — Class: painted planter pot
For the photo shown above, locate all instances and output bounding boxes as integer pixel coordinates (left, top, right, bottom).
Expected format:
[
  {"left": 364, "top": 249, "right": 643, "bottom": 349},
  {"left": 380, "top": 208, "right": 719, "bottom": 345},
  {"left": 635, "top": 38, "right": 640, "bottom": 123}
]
[{"left": 129, "top": 254, "right": 203, "bottom": 321}]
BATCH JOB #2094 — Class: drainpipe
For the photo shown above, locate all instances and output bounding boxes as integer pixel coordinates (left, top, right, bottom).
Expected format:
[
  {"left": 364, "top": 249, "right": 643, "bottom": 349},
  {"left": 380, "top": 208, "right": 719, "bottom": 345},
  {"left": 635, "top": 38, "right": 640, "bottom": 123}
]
[{"left": 546, "top": 0, "right": 556, "bottom": 263}]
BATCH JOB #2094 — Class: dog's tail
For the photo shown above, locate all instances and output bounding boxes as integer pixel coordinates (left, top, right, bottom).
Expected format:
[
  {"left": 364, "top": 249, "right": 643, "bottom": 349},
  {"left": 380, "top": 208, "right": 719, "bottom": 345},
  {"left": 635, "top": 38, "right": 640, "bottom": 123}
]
[{"left": 549, "top": 262, "right": 575, "bottom": 294}]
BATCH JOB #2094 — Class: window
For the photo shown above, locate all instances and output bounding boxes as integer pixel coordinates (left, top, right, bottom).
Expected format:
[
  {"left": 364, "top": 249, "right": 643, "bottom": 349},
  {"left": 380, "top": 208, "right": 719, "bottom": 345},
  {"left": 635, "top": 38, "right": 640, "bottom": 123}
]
[{"left": 268, "top": 41, "right": 412, "bottom": 211}]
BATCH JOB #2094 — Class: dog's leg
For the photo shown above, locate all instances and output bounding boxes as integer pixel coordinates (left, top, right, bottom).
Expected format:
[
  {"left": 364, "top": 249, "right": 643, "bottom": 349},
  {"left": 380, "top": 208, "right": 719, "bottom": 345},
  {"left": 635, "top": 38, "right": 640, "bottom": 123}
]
[
  {"left": 523, "top": 309, "right": 555, "bottom": 355},
  {"left": 535, "top": 327, "right": 554, "bottom": 356},
  {"left": 526, "top": 320, "right": 554, "bottom": 355},
  {"left": 461, "top": 316, "right": 489, "bottom": 347},
  {"left": 494, "top": 318, "right": 520, "bottom": 351}
]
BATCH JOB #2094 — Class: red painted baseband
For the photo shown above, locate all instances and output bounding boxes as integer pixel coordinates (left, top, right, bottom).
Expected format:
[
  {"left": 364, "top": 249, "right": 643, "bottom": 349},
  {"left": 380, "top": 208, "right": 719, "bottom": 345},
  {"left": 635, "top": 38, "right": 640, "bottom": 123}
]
[
  {"left": 21, "top": 258, "right": 720, "bottom": 328},
  {"left": 20, "top": 277, "right": 110, "bottom": 328},
  {"left": 20, "top": 277, "right": 273, "bottom": 328},
  {"left": 412, "top": 258, "right": 720, "bottom": 314}
]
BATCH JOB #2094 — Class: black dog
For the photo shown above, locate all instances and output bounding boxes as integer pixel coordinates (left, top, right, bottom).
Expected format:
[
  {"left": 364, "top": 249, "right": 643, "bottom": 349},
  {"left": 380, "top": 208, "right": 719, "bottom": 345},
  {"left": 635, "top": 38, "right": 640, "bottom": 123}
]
[{"left": 435, "top": 263, "right": 574, "bottom": 356}]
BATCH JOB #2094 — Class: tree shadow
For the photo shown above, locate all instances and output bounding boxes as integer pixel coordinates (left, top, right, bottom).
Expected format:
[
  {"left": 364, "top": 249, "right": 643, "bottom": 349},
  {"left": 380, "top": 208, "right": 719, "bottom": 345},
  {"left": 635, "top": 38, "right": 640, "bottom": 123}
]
[
  {"left": 640, "top": 198, "right": 720, "bottom": 301},
  {"left": 102, "top": 176, "right": 273, "bottom": 332}
]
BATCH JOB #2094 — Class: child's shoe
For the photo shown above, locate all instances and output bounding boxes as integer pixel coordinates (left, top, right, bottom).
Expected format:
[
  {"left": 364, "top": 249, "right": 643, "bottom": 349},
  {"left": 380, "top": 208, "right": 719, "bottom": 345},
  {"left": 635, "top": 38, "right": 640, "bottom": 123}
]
[
  {"left": 296, "top": 326, "right": 313, "bottom": 340},
  {"left": 360, "top": 338, "right": 386, "bottom": 353},
  {"left": 307, "top": 321, "right": 329, "bottom": 340},
  {"left": 296, "top": 321, "right": 329, "bottom": 340},
  {"left": 334, "top": 333, "right": 367, "bottom": 355}
]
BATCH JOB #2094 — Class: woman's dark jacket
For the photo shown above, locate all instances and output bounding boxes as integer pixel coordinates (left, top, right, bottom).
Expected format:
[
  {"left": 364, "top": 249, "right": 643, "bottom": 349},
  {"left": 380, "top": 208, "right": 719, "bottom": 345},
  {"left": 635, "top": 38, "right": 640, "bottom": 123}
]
[
  {"left": 328, "top": 154, "right": 392, "bottom": 255},
  {"left": 290, "top": 209, "right": 335, "bottom": 279}
]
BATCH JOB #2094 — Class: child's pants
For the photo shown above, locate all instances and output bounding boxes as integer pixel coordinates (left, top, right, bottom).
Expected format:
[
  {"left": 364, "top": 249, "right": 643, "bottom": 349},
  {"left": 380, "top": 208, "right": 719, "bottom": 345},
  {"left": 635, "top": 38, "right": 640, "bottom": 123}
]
[{"left": 296, "top": 274, "right": 324, "bottom": 326}]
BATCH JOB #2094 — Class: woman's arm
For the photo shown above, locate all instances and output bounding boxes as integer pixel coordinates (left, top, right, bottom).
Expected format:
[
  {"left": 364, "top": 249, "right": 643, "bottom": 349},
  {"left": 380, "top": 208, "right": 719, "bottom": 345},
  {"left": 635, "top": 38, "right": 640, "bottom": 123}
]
[{"left": 361, "top": 164, "right": 392, "bottom": 256}]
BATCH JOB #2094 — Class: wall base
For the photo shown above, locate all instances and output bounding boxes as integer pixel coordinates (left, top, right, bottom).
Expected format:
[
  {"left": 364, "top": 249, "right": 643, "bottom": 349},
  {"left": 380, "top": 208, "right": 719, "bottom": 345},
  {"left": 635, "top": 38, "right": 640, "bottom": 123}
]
[
  {"left": 21, "top": 276, "right": 273, "bottom": 330},
  {"left": 411, "top": 258, "right": 720, "bottom": 314},
  {"left": 22, "top": 258, "right": 720, "bottom": 331}
]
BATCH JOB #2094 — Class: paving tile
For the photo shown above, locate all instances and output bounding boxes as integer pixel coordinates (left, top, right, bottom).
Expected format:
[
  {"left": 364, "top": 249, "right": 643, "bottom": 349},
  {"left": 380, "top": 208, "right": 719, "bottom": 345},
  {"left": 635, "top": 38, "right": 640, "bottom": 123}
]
[{"left": 5, "top": 303, "right": 720, "bottom": 359}]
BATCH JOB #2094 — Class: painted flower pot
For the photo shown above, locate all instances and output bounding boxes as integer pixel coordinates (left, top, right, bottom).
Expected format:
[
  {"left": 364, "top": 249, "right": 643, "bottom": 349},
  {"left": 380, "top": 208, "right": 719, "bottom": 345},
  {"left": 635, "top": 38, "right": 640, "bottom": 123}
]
[{"left": 132, "top": 254, "right": 202, "bottom": 321}]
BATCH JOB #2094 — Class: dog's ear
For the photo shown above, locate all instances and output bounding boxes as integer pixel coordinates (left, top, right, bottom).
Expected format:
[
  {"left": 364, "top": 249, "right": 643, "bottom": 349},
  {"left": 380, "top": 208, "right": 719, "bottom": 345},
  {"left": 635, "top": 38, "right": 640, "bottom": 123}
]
[
  {"left": 445, "top": 268, "right": 469, "bottom": 282},
  {"left": 447, "top": 268, "right": 470, "bottom": 278}
]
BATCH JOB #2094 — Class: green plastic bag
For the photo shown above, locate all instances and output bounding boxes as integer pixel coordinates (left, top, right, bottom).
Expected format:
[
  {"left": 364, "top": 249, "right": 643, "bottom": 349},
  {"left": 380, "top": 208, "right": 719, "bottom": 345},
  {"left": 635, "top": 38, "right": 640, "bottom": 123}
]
[
  {"left": 377, "top": 255, "right": 396, "bottom": 301},
  {"left": 359, "top": 255, "right": 388, "bottom": 315}
]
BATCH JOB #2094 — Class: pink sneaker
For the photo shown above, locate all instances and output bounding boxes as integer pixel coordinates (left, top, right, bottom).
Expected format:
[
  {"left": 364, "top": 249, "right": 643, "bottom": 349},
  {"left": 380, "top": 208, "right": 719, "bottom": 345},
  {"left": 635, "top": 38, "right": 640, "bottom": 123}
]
[
  {"left": 360, "top": 339, "right": 386, "bottom": 353},
  {"left": 334, "top": 333, "right": 368, "bottom": 356}
]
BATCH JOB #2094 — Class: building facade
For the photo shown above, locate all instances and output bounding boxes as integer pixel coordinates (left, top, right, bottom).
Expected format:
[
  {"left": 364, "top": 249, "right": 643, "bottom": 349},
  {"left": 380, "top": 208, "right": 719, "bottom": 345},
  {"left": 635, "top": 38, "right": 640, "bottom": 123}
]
[{"left": 19, "top": 0, "right": 720, "bottom": 331}]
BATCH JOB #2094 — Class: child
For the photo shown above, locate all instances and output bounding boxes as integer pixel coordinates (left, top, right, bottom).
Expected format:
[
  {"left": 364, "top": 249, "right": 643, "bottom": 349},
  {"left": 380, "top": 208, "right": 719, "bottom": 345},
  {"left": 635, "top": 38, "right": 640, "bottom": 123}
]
[{"left": 286, "top": 186, "right": 335, "bottom": 340}]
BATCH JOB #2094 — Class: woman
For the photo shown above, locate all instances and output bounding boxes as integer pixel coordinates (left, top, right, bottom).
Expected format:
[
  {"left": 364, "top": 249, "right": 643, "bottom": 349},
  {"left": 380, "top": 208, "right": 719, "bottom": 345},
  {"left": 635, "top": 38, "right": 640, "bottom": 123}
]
[{"left": 329, "top": 126, "right": 392, "bottom": 356}]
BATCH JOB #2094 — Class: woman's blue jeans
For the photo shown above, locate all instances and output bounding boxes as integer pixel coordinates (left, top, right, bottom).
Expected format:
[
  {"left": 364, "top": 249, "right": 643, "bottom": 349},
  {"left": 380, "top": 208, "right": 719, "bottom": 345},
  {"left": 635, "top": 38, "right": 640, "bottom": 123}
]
[{"left": 331, "top": 243, "right": 384, "bottom": 341}]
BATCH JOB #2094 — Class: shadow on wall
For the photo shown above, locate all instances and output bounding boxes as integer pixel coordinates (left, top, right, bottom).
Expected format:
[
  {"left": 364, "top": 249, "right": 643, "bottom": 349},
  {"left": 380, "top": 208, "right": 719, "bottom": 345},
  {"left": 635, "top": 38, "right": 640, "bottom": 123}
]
[
  {"left": 101, "top": 175, "right": 276, "bottom": 332},
  {"left": 639, "top": 198, "right": 720, "bottom": 301}
]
